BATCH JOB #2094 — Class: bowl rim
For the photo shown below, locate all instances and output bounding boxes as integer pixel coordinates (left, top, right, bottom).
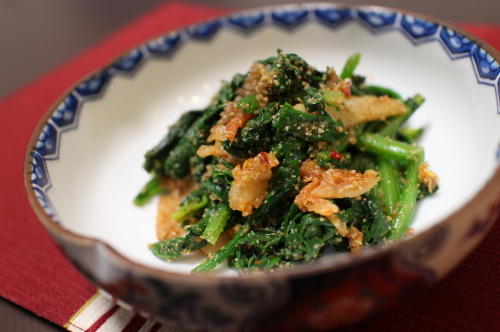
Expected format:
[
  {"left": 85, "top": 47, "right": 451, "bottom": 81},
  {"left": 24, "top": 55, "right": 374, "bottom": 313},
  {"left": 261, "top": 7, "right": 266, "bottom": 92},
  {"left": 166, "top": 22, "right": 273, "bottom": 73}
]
[{"left": 24, "top": 2, "right": 500, "bottom": 283}]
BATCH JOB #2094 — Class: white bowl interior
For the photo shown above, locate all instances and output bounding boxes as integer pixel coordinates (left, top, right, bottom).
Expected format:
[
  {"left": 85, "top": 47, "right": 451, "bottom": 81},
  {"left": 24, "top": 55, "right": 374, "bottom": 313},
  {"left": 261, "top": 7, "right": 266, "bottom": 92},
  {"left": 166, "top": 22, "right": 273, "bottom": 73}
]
[{"left": 43, "top": 17, "right": 500, "bottom": 274}]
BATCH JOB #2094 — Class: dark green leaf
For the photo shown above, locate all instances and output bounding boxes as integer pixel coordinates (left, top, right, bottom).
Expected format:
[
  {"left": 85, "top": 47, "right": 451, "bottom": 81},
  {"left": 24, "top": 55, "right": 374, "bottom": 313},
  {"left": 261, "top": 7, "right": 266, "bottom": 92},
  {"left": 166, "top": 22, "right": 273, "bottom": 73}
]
[
  {"left": 133, "top": 177, "right": 166, "bottom": 206},
  {"left": 238, "top": 94, "right": 260, "bottom": 114},
  {"left": 274, "top": 103, "right": 344, "bottom": 143},
  {"left": 144, "top": 110, "right": 201, "bottom": 175}
]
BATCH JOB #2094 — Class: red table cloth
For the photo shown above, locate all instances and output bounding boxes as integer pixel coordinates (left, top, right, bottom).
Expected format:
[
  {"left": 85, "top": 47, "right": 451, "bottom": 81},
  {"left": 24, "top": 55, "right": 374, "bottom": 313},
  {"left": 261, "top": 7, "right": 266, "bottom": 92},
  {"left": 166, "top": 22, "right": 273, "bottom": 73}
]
[{"left": 0, "top": 2, "right": 498, "bottom": 331}]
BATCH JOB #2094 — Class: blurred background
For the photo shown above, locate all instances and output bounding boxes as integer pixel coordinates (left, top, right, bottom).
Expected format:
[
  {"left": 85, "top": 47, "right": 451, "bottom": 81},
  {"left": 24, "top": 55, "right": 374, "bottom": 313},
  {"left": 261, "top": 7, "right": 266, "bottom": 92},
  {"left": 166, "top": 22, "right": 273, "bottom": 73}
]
[{"left": 0, "top": 0, "right": 498, "bottom": 98}]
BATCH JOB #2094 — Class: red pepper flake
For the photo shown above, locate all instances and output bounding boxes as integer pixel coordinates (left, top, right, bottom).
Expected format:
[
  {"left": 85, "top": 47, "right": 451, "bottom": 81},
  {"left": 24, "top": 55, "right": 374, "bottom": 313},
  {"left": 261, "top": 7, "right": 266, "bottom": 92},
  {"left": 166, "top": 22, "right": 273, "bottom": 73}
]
[
  {"left": 342, "top": 80, "right": 351, "bottom": 98},
  {"left": 330, "top": 151, "right": 344, "bottom": 160},
  {"left": 258, "top": 152, "right": 269, "bottom": 164}
]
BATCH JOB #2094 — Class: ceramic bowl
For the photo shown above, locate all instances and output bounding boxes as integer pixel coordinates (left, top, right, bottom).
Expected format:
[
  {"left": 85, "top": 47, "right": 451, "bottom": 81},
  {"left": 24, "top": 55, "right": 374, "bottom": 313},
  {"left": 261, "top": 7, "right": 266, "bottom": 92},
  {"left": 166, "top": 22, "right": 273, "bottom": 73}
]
[{"left": 25, "top": 3, "right": 500, "bottom": 331}]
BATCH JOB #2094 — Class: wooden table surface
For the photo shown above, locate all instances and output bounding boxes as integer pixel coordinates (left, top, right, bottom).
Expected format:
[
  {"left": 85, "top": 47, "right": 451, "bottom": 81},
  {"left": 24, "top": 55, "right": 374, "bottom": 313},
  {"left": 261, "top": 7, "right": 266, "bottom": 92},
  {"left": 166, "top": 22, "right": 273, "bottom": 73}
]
[{"left": 0, "top": 0, "right": 498, "bottom": 331}]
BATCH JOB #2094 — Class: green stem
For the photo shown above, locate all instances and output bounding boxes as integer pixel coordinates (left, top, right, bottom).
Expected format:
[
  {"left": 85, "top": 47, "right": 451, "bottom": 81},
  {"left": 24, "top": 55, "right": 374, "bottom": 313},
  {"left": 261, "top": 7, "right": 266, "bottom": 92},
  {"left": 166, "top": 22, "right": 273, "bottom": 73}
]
[
  {"left": 398, "top": 127, "right": 424, "bottom": 144},
  {"left": 359, "top": 133, "right": 424, "bottom": 164},
  {"left": 387, "top": 155, "right": 423, "bottom": 240},
  {"left": 171, "top": 195, "right": 209, "bottom": 221},
  {"left": 377, "top": 157, "right": 400, "bottom": 216},
  {"left": 202, "top": 203, "right": 231, "bottom": 245},
  {"left": 363, "top": 85, "right": 402, "bottom": 100},
  {"left": 340, "top": 53, "right": 361, "bottom": 79},
  {"left": 133, "top": 177, "right": 165, "bottom": 206},
  {"left": 192, "top": 224, "right": 250, "bottom": 273},
  {"left": 379, "top": 94, "right": 425, "bottom": 137}
]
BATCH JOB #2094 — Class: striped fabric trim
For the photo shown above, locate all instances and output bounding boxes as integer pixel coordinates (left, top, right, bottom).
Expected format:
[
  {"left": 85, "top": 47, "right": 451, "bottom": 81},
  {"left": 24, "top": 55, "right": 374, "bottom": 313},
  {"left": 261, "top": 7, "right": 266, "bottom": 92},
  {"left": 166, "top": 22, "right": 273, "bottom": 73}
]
[{"left": 64, "top": 291, "right": 185, "bottom": 332}]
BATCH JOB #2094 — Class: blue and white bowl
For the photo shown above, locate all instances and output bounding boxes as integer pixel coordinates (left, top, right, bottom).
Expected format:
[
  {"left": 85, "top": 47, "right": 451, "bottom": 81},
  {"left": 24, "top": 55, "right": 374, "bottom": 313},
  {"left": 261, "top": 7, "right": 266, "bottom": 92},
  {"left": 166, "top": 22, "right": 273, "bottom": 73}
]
[{"left": 25, "top": 4, "right": 500, "bottom": 331}]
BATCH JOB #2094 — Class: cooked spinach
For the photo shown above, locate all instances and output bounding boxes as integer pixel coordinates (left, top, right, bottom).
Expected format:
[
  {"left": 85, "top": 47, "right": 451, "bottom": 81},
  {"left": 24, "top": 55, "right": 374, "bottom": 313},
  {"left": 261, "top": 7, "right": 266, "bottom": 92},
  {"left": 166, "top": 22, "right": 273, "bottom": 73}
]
[{"left": 138, "top": 50, "right": 437, "bottom": 272}]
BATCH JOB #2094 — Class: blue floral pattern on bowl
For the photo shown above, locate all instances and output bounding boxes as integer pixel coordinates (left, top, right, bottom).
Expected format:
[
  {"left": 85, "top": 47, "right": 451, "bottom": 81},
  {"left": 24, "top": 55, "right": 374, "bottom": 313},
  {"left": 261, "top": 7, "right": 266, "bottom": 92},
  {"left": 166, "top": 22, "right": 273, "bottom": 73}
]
[
  {"left": 33, "top": 187, "right": 58, "bottom": 220},
  {"left": 35, "top": 123, "right": 58, "bottom": 158},
  {"left": 401, "top": 15, "right": 438, "bottom": 40},
  {"left": 112, "top": 49, "right": 144, "bottom": 73},
  {"left": 440, "top": 28, "right": 474, "bottom": 55},
  {"left": 51, "top": 94, "right": 80, "bottom": 129},
  {"left": 187, "top": 20, "right": 222, "bottom": 39},
  {"left": 75, "top": 70, "right": 111, "bottom": 97},
  {"left": 357, "top": 10, "right": 396, "bottom": 29},
  {"left": 271, "top": 8, "right": 309, "bottom": 28},
  {"left": 472, "top": 47, "right": 500, "bottom": 81},
  {"left": 146, "top": 32, "right": 182, "bottom": 56},
  {"left": 31, "top": 152, "right": 50, "bottom": 189},
  {"left": 314, "top": 7, "right": 352, "bottom": 27},
  {"left": 228, "top": 12, "right": 265, "bottom": 31}
]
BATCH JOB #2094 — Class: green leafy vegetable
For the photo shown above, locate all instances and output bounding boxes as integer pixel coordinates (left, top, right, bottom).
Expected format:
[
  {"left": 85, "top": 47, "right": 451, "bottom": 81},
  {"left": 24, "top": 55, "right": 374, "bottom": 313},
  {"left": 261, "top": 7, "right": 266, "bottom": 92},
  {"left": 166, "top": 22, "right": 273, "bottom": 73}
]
[
  {"left": 149, "top": 220, "right": 208, "bottom": 260},
  {"left": 274, "top": 103, "right": 344, "bottom": 143},
  {"left": 398, "top": 127, "right": 424, "bottom": 143},
  {"left": 379, "top": 94, "right": 425, "bottom": 137},
  {"left": 214, "top": 73, "right": 246, "bottom": 107},
  {"left": 202, "top": 203, "right": 231, "bottom": 245},
  {"left": 144, "top": 110, "right": 202, "bottom": 176},
  {"left": 163, "top": 106, "right": 222, "bottom": 178},
  {"left": 387, "top": 154, "right": 423, "bottom": 240},
  {"left": 358, "top": 133, "right": 424, "bottom": 164},
  {"left": 133, "top": 177, "right": 166, "bottom": 206},
  {"left": 171, "top": 191, "right": 209, "bottom": 222},
  {"left": 193, "top": 224, "right": 250, "bottom": 273},
  {"left": 223, "top": 102, "right": 279, "bottom": 158},
  {"left": 201, "top": 161, "right": 233, "bottom": 201},
  {"left": 266, "top": 50, "right": 324, "bottom": 101},
  {"left": 137, "top": 50, "right": 438, "bottom": 273},
  {"left": 375, "top": 157, "right": 400, "bottom": 215},
  {"left": 322, "top": 89, "right": 346, "bottom": 107},
  {"left": 338, "top": 199, "right": 388, "bottom": 243},
  {"left": 340, "top": 53, "right": 361, "bottom": 79},
  {"left": 238, "top": 94, "right": 260, "bottom": 114},
  {"left": 362, "top": 85, "right": 402, "bottom": 100}
]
